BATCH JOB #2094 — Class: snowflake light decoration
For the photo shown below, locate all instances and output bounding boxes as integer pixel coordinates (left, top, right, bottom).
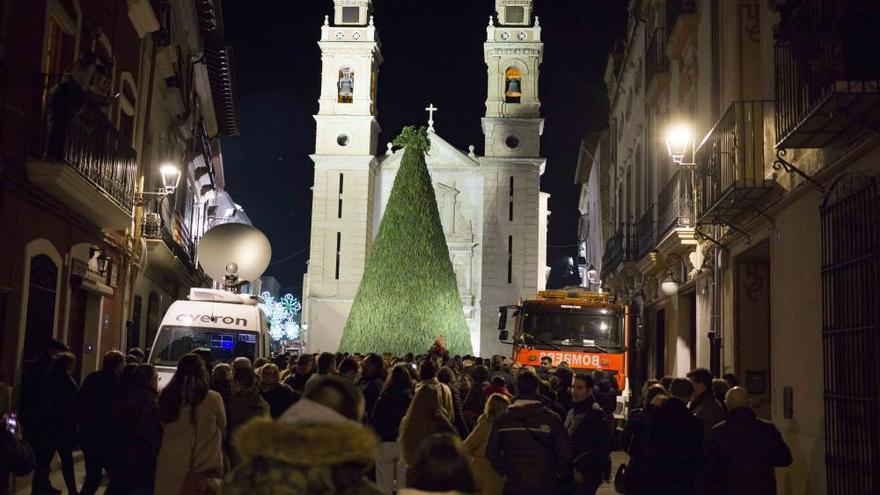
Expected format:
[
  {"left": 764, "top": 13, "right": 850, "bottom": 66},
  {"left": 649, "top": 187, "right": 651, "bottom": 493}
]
[{"left": 259, "top": 291, "right": 302, "bottom": 341}]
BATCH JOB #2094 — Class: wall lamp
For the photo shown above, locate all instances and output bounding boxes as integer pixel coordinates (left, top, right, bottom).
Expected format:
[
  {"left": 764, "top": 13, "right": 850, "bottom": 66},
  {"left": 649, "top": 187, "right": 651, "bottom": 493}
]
[
  {"left": 665, "top": 122, "right": 696, "bottom": 167},
  {"left": 136, "top": 163, "right": 181, "bottom": 205},
  {"left": 660, "top": 253, "right": 686, "bottom": 297},
  {"left": 89, "top": 247, "right": 110, "bottom": 275}
]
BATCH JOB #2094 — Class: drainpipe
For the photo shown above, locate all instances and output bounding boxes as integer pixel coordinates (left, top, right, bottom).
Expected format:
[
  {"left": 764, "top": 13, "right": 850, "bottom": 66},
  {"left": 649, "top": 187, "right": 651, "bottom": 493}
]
[{"left": 708, "top": 0, "right": 723, "bottom": 377}]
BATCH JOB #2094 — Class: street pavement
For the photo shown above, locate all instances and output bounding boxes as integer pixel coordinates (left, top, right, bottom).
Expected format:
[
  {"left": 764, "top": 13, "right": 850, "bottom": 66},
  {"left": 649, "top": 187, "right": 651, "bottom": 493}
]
[{"left": 18, "top": 449, "right": 628, "bottom": 494}]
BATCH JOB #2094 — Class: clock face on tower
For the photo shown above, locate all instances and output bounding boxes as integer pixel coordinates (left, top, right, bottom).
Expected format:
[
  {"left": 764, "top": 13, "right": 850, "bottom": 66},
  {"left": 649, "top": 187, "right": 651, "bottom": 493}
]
[{"left": 517, "top": 31, "right": 527, "bottom": 41}]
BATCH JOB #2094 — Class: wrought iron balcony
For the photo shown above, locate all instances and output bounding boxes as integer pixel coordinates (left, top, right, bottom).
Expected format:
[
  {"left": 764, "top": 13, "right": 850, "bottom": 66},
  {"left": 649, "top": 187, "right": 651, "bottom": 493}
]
[
  {"left": 774, "top": 0, "right": 880, "bottom": 149},
  {"left": 666, "top": 0, "right": 697, "bottom": 41},
  {"left": 696, "top": 100, "right": 783, "bottom": 227},
  {"left": 636, "top": 204, "right": 655, "bottom": 260},
  {"left": 657, "top": 168, "right": 695, "bottom": 241},
  {"left": 600, "top": 222, "right": 637, "bottom": 280},
  {"left": 42, "top": 81, "right": 137, "bottom": 211},
  {"left": 646, "top": 27, "right": 669, "bottom": 89}
]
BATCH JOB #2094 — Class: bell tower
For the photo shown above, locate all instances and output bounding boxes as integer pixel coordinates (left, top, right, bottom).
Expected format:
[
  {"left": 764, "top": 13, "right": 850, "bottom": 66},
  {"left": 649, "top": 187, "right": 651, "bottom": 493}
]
[
  {"left": 305, "top": 0, "right": 382, "bottom": 352},
  {"left": 478, "top": 0, "right": 548, "bottom": 357},
  {"left": 482, "top": 0, "right": 544, "bottom": 158}
]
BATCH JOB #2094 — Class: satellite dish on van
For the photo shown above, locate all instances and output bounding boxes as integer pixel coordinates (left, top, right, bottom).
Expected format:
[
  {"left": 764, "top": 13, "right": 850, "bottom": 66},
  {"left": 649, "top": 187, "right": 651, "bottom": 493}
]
[{"left": 199, "top": 224, "right": 272, "bottom": 287}]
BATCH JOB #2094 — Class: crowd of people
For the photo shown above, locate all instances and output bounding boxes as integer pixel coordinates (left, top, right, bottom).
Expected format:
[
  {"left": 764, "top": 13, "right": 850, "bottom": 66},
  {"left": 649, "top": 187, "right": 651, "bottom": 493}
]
[{"left": 1, "top": 336, "right": 793, "bottom": 495}]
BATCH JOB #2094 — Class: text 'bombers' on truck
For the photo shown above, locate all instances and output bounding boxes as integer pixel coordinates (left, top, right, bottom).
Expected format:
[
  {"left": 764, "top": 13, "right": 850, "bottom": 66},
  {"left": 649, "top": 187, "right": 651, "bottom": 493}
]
[{"left": 498, "top": 288, "right": 631, "bottom": 419}]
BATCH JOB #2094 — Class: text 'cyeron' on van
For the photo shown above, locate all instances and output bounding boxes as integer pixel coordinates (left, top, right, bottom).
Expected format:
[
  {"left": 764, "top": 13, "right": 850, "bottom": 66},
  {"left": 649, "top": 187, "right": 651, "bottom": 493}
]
[{"left": 148, "top": 288, "right": 271, "bottom": 389}]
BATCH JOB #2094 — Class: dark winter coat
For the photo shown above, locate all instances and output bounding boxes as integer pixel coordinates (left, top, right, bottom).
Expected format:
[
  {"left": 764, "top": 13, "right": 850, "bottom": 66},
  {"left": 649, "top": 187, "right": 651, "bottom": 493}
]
[
  {"left": 75, "top": 369, "right": 121, "bottom": 451},
  {"left": 223, "top": 400, "right": 384, "bottom": 495},
  {"left": 260, "top": 383, "right": 300, "bottom": 419},
  {"left": 489, "top": 369, "right": 516, "bottom": 393},
  {"left": 0, "top": 428, "right": 34, "bottom": 495},
  {"left": 211, "top": 378, "right": 232, "bottom": 401},
  {"left": 644, "top": 398, "right": 704, "bottom": 495},
  {"left": 690, "top": 390, "right": 726, "bottom": 444},
  {"left": 463, "top": 381, "right": 489, "bottom": 430},
  {"left": 704, "top": 407, "right": 792, "bottom": 495},
  {"left": 446, "top": 382, "right": 471, "bottom": 438},
  {"left": 283, "top": 370, "right": 313, "bottom": 393},
  {"left": 45, "top": 369, "right": 78, "bottom": 448},
  {"left": 565, "top": 396, "right": 613, "bottom": 477},
  {"left": 357, "top": 373, "right": 385, "bottom": 424},
  {"left": 18, "top": 354, "right": 54, "bottom": 446},
  {"left": 486, "top": 397, "right": 572, "bottom": 495},
  {"left": 107, "top": 384, "right": 162, "bottom": 492},
  {"left": 371, "top": 386, "right": 413, "bottom": 443},
  {"left": 619, "top": 406, "right": 657, "bottom": 495},
  {"left": 225, "top": 388, "right": 270, "bottom": 466},
  {"left": 593, "top": 381, "right": 617, "bottom": 418}
]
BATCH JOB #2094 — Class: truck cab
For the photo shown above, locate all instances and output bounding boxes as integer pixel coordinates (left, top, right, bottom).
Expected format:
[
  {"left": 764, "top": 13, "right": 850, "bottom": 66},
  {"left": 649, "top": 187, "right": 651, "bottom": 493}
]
[{"left": 148, "top": 288, "right": 271, "bottom": 389}]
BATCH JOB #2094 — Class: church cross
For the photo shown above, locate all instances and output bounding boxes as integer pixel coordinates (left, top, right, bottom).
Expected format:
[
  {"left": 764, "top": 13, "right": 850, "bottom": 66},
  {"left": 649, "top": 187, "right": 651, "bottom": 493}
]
[{"left": 425, "top": 103, "right": 438, "bottom": 132}]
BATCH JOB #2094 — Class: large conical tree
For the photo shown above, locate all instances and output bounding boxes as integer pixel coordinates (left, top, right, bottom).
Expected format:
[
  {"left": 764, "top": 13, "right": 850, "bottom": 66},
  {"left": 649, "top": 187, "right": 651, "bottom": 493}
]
[{"left": 339, "top": 126, "right": 473, "bottom": 356}]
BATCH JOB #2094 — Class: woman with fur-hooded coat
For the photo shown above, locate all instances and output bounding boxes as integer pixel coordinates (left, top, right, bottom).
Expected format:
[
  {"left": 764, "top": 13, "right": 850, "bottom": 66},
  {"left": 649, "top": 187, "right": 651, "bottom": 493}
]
[{"left": 223, "top": 375, "right": 383, "bottom": 495}]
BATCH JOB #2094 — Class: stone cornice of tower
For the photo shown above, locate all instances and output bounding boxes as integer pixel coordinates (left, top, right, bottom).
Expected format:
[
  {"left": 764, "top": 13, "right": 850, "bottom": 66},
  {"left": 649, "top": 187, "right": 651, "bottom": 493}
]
[{"left": 486, "top": 16, "right": 542, "bottom": 43}]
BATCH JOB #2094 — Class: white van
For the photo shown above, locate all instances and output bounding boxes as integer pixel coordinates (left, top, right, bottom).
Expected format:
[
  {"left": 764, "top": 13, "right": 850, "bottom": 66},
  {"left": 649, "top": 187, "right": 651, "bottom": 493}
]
[{"left": 148, "top": 288, "right": 270, "bottom": 389}]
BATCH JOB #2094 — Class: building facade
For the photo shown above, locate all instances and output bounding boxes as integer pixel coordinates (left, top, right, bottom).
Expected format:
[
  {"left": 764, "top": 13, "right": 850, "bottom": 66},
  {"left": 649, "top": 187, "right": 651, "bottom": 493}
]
[
  {"left": 303, "top": 0, "right": 549, "bottom": 357},
  {"left": 590, "top": 0, "right": 880, "bottom": 492},
  {"left": 0, "top": 0, "right": 240, "bottom": 397}
]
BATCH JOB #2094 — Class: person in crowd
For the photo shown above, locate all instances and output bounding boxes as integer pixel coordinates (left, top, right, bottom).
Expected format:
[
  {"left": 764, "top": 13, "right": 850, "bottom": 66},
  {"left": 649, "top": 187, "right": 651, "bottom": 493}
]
[
  {"left": 19, "top": 339, "right": 69, "bottom": 495},
  {"left": 462, "top": 393, "right": 510, "bottom": 495},
  {"left": 259, "top": 363, "right": 299, "bottom": 419},
  {"left": 0, "top": 416, "right": 35, "bottom": 495},
  {"left": 704, "top": 387, "right": 792, "bottom": 494},
  {"left": 358, "top": 353, "right": 387, "bottom": 425},
  {"left": 232, "top": 356, "right": 252, "bottom": 372},
  {"left": 372, "top": 364, "right": 415, "bottom": 495},
  {"left": 645, "top": 378, "right": 703, "bottom": 495},
  {"left": 712, "top": 378, "right": 731, "bottom": 413},
  {"left": 399, "top": 382, "right": 458, "bottom": 467},
  {"left": 76, "top": 350, "right": 126, "bottom": 495},
  {"left": 463, "top": 365, "right": 491, "bottom": 430},
  {"left": 537, "top": 379, "right": 565, "bottom": 419},
  {"left": 194, "top": 348, "right": 215, "bottom": 374},
  {"left": 659, "top": 375, "right": 674, "bottom": 392},
  {"left": 108, "top": 364, "right": 162, "bottom": 495},
  {"left": 620, "top": 384, "right": 669, "bottom": 495},
  {"left": 338, "top": 357, "right": 360, "bottom": 382},
  {"left": 415, "top": 360, "right": 455, "bottom": 423},
  {"left": 429, "top": 335, "right": 450, "bottom": 364},
  {"left": 437, "top": 366, "right": 470, "bottom": 438},
  {"left": 283, "top": 353, "right": 315, "bottom": 393},
  {"left": 483, "top": 376, "right": 512, "bottom": 399},
  {"left": 223, "top": 375, "right": 384, "bottom": 494},
  {"left": 305, "top": 352, "right": 338, "bottom": 389},
  {"left": 44, "top": 351, "right": 78, "bottom": 495},
  {"left": 273, "top": 353, "right": 289, "bottom": 372},
  {"left": 554, "top": 366, "right": 574, "bottom": 414},
  {"left": 253, "top": 357, "right": 269, "bottom": 370},
  {"left": 721, "top": 373, "right": 738, "bottom": 388},
  {"left": 488, "top": 355, "right": 515, "bottom": 393},
  {"left": 225, "top": 365, "right": 270, "bottom": 466},
  {"left": 155, "top": 354, "right": 226, "bottom": 495},
  {"left": 537, "top": 355, "right": 554, "bottom": 380},
  {"left": 211, "top": 363, "right": 233, "bottom": 401},
  {"left": 687, "top": 368, "right": 727, "bottom": 443},
  {"left": 591, "top": 370, "right": 617, "bottom": 419},
  {"left": 458, "top": 371, "right": 472, "bottom": 399},
  {"left": 566, "top": 373, "right": 613, "bottom": 495},
  {"left": 404, "top": 433, "right": 477, "bottom": 495},
  {"left": 486, "top": 370, "right": 571, "bottom": 495},
  {"left": 127, "top": 347, "right": 145, "bottom": 364}
]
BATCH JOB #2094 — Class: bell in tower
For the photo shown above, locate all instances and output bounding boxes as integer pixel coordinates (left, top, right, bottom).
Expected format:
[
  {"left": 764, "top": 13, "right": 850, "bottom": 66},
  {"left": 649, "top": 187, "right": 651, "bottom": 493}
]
[{"left": 505, "top": 67, "right": 522, "bottom": 103}]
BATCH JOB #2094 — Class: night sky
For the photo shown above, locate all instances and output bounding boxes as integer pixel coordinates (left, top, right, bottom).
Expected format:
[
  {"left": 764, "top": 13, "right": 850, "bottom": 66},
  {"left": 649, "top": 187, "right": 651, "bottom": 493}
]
[{"left": 220, "top": 0, "right": 626, "bottom": 295}]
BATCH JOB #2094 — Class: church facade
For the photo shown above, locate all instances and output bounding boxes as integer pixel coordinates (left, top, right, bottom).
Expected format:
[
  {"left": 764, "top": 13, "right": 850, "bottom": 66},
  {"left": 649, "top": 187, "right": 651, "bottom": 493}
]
[{"left": 303, "top": 0, "right": 549, "bottom": 357}]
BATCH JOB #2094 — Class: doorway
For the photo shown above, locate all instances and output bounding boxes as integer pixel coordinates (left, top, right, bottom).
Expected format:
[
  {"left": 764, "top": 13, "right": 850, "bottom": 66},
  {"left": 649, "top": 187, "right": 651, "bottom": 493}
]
[
  {"left": 734, "top": 240, "right": 771, "bottom": 419},
  {"left": 22, "top": 255, "right": 59, "bottom": 364}
]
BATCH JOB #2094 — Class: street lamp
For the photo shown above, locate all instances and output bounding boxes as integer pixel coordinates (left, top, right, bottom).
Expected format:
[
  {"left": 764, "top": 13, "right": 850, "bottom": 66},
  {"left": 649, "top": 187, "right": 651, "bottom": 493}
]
[
  {"left": 665, "top": 123, "right": 696, "bottom": 166},
  {"left": 136, "top": 163, "right": 181, "bottom": 205},
  {"left": 660, "top": 268, "right": 679, "bottom": 296}
]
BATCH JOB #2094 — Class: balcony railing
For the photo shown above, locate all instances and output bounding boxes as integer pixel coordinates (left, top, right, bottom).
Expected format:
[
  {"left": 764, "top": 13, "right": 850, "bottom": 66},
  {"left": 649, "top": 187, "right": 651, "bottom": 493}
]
[
  {"left": 774, "top": 0, "right": 880, "bottom": 149},
  {"left": 657, "top": 168, "right": 695, "bottom": 241},
  {"left": 600, "top": 222, "right": 637, "bottom": 280},
  {"left": 42, "top": 80, "right": 137, "bottom": 212},
  {"left": 636, "top": 204, "right": 655, "bottom": 260},
  {"left": 696, "top": 100, "right": 782, "bottom": 225},
  {"left": 666, "top": 0, "right": 696, "bottom": 41},
  {"left": 646, "top": 27, "right": 669, "bottom": 84}
]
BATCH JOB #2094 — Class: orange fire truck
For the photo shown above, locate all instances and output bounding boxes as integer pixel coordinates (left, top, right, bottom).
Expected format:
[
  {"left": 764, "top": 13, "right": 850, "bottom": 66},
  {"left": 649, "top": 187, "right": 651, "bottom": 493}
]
[{"left": 498, "top": 288, "right": 630, "bottom": 419}]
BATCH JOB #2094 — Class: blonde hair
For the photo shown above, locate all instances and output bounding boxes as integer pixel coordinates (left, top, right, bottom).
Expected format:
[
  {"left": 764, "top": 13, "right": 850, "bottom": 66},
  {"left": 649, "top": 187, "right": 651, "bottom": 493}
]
[
  {"left": 480, "top": 393, "right": 511, "bottom": 423},
  {"left": 400, "top": 386, "right": 447, "bottom": 465}
]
